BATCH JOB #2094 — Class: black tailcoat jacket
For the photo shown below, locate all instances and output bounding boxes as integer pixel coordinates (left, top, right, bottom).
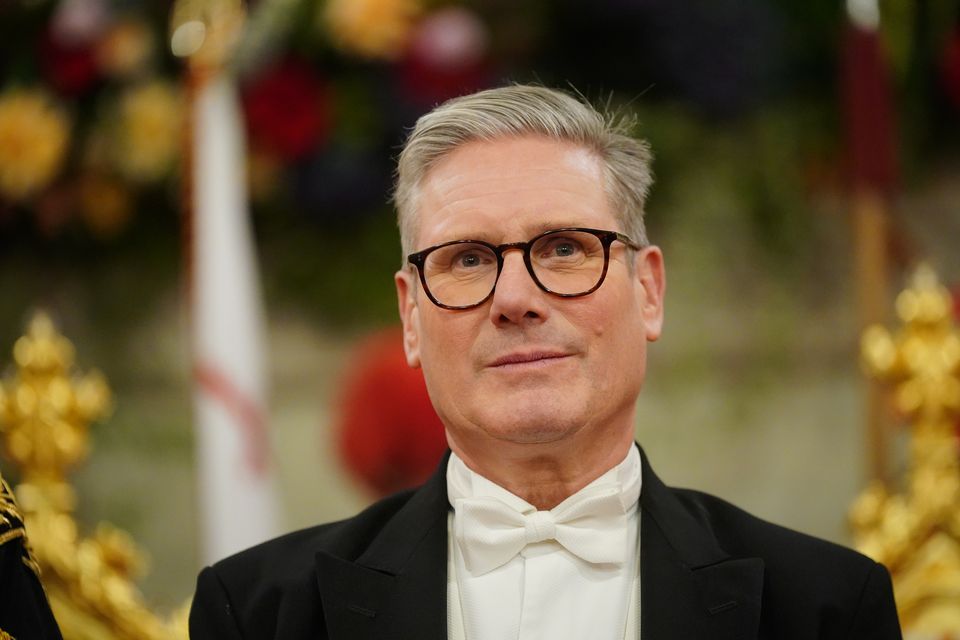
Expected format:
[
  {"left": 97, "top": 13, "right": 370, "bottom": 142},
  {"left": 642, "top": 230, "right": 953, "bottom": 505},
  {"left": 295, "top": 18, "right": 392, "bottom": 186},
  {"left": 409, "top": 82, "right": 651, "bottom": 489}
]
[
  {"left": 0, "top": 475, "right": 63, "bottom": 640},
  {"left": 189, "top": 449, "right": 902, "bottom": 639}
]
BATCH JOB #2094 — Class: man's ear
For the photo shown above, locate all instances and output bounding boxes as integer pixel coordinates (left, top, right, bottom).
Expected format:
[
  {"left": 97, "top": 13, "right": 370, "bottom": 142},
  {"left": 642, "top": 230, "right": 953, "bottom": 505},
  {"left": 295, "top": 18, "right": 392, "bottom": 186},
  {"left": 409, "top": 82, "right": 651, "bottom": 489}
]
[
  {"left": 634, "top": 246, "right": 666, "bottom": 342},
  {"left": 395, "top": 268, "right": 422, "bottom": 368}
]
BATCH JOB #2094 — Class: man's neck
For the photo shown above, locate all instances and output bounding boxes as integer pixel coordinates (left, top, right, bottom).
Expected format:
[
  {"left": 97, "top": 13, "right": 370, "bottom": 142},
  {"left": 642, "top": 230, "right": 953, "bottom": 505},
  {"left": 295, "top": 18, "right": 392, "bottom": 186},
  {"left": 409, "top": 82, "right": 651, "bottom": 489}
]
[{"left": 449, "top": 432, "right": 635, "bottom": 510}]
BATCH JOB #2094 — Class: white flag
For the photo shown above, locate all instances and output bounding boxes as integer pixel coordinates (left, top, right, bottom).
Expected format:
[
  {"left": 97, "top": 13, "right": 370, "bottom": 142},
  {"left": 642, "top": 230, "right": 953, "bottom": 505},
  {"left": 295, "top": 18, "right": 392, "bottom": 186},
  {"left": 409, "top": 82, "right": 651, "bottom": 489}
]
[{"left": 192, "top": 74, "right": 281, "bottom": 564}]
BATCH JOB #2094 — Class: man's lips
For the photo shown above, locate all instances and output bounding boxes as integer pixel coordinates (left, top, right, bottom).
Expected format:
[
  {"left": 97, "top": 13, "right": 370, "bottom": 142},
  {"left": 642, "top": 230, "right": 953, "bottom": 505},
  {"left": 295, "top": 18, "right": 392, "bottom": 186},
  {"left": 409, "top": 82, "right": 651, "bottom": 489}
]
[{"left": 488, "top": 351, "right": 572, "bottom": 368}]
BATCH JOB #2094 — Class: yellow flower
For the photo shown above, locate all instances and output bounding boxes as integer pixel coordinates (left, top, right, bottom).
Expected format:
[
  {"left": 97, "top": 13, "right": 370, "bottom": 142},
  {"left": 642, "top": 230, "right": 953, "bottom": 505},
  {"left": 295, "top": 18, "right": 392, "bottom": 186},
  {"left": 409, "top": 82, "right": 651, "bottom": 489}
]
[
  {"left": 95, "top": 19, "right": 155, "bottom": 79},
  {"left": 114, "top": 80, "right": 184, "bottom": 183},
  {"left": 0, "top": 89, "right": 71, "bottom": 201},
  {"left": 323, "top": 0, "right": 421, "bottom": 60}
]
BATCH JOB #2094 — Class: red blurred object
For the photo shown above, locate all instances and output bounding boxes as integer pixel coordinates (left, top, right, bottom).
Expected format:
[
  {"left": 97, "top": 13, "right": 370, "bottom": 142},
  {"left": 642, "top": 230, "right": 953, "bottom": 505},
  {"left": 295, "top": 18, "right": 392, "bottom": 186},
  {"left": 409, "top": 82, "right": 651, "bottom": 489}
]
[
  {"left": 941, "top": 28, "right": 960, "bottom": 111},
  {"left": 398, "top": 8, "right": 492, "bottom": 107},
  {"left": 840, "top": 25, "right": 898, "bottom": 195},
  {"left": 38, "top": 29, "right": 100, "bottom": 96},
  {"left": 242, "top": 57, "right": 331, "bottom": 161},
  {"left": 399, "top": 55, "right": 492, "bottom": 107},
  {"left": 337, "top": 327, "right": 447, "bottom": 497}
]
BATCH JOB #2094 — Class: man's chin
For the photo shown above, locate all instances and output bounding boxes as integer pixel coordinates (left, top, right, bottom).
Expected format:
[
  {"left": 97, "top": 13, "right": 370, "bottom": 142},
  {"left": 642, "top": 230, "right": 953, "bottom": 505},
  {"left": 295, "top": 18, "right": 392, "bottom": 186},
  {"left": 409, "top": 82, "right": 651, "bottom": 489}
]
[
  {"left": 453, "top": 388, "right": 591, "bottom": 445},
  {"left": 478, "top": 413, "right": 585, "bottom": 446}
]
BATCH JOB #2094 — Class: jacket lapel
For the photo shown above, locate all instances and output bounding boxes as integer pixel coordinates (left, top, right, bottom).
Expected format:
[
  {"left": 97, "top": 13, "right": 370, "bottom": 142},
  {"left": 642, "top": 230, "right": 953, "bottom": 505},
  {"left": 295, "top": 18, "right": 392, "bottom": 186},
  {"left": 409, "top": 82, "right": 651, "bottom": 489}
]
[
  {"left": 639, "top": 449, "right": 764, "bottom": 639},
  {"left": 314, "top": 447, "right": 765, "bottom": 640},
  {"left": 315, "top": 457, "right": 450, "bottom": 640}
]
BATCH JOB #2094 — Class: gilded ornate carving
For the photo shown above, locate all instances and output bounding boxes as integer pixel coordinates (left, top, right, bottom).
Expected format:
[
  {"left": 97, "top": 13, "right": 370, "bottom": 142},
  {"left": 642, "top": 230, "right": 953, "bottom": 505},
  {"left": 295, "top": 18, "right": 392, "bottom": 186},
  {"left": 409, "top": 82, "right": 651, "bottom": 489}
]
[
  {"left": 0, "top": 312, "right": 188, "bottom": 640},
  {"left": 853, "top": 265, "right": 960, "bottom": 636}
]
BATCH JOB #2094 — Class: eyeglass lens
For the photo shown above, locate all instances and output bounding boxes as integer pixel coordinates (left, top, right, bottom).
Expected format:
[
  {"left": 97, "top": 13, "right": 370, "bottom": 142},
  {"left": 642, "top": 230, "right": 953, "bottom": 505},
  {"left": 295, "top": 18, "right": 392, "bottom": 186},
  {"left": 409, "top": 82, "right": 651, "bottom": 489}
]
[{"left": 422, "top": 229, "right": 607, "bottom": 308}]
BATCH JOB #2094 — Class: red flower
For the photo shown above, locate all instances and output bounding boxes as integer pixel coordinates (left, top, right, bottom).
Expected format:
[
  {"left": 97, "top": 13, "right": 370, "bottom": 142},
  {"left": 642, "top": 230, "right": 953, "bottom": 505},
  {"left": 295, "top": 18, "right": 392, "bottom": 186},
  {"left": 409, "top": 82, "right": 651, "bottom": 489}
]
[
  {"left": 398, "top": 52, "right": 492, "bottom": 108},
  {"left": 241, "top": 58, "right": 331, "bottom": 161},
  {"left": 336, "top": 327, "right": 447, "bottom": 497},
  {"left": 38, "top": 29, "right": 100, "bottom": 97},
  {"left": 397, "top": 7, "right": 493, "bottom": 107}
]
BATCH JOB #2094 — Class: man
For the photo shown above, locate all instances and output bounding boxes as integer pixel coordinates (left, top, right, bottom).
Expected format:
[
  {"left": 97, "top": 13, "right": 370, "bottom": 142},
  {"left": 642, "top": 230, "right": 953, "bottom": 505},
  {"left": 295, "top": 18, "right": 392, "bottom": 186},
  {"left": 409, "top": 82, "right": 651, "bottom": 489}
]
[
  {"left": 0, "top": 474, "right": 63, "bottom": 640},
  {"left": 189, "top": 85, "right": 902, "bottom": 639}
]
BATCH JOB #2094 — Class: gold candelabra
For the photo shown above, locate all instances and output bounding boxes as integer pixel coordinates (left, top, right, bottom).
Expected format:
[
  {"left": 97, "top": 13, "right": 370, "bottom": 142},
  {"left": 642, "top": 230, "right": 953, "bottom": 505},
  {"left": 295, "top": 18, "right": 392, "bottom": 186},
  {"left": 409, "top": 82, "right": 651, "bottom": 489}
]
[
  {"left": 0, "top": 312, "right": 188, "bottom": 640},
  {"left": 852, "top": 265, "right": 960, "bottom": 636}
]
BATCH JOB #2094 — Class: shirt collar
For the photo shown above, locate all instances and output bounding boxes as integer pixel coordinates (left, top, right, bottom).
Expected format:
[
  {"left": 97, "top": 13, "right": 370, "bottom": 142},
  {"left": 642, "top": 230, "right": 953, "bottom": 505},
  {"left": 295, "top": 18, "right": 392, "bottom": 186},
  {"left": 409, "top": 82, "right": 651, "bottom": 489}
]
[{"left": 446, "top": 444, "right": 642, "bottom": 515}]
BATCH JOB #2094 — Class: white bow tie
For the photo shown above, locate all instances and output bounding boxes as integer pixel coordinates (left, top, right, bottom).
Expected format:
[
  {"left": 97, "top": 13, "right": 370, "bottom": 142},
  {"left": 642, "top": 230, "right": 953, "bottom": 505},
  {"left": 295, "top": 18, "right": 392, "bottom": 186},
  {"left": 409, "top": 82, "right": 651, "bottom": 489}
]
[{"left": 453, "top": 483, "right": 632, "bottom": 575}]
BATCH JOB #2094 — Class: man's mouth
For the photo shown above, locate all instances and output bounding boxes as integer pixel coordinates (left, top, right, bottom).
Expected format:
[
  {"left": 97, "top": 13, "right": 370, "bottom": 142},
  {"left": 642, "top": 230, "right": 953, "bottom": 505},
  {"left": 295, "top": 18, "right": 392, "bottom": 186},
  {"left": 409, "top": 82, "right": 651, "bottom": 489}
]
[{"left": 488, "top": 351, "right": 571, "bottom": 368}]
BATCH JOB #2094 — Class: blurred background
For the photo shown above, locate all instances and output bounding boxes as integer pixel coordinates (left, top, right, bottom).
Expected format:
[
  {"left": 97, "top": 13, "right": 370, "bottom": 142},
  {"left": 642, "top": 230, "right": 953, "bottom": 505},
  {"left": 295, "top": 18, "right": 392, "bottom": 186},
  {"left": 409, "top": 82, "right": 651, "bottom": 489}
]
[{"left": 0, "top": 0, "right": 958, "bottom": 614}]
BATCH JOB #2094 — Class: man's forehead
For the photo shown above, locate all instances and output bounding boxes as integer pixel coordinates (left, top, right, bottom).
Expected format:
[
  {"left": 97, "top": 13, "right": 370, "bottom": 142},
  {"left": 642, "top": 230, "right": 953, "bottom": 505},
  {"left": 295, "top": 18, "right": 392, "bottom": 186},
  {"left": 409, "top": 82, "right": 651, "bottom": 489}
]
[
  {"left": 422, "top": 136, "right": 603, "bottom": 187},
  {"left": 413, "top": 136, "right": 611, "bottom": 244}
]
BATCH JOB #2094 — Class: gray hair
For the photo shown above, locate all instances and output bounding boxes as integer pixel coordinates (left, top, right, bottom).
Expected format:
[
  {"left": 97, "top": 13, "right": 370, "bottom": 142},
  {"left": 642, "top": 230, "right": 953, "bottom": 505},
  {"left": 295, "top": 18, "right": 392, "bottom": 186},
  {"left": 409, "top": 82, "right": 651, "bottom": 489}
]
[{"left": 393, "top": 84, "right": 654, "bottom": 260}]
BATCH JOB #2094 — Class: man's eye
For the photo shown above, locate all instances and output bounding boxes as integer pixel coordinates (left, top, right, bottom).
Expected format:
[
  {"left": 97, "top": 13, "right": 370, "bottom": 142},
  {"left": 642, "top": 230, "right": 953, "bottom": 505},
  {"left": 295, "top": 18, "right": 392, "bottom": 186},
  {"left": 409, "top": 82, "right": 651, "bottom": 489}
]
[
  {"left": 540, "top": 238, "right": 583, "bottom": 259},
  {"left": 457, "top": 252, "right": 484, "bottom": 268}
]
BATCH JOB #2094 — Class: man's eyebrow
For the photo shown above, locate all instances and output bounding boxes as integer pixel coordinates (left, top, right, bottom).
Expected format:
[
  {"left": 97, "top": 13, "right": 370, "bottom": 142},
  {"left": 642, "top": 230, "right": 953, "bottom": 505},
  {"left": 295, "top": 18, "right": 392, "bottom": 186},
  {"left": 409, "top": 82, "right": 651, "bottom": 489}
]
[
  {"left": 444, "top": 220, "right": 578, "bottom": 243},
  {"left": 531, "top": 220, "right": 578, "bottom": 233},
  {"left": 437, "top": 230, "right": 495, "bottom": 243}
]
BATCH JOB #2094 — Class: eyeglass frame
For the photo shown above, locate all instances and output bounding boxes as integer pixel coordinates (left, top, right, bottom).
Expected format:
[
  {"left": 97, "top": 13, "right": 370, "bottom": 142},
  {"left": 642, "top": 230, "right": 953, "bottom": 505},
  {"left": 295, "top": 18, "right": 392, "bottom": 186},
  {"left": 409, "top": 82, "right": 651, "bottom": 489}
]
[{"left": 406, "top": 227, "right": 645, "bottom": 311}]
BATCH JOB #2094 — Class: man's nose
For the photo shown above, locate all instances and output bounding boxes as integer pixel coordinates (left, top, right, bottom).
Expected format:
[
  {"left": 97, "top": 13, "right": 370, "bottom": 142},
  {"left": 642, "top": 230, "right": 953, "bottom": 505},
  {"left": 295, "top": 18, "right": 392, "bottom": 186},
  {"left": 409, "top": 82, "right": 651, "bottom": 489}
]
[{"left": 488, "top": 250, "right": 550, "bottom": 326}]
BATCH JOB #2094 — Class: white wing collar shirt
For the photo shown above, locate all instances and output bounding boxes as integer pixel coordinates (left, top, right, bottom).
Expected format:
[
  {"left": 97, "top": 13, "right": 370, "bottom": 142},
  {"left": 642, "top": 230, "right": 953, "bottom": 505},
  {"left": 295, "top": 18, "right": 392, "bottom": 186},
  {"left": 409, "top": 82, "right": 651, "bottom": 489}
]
[{"left": 446, "top": 445, "right": 642, "bottom": 640}]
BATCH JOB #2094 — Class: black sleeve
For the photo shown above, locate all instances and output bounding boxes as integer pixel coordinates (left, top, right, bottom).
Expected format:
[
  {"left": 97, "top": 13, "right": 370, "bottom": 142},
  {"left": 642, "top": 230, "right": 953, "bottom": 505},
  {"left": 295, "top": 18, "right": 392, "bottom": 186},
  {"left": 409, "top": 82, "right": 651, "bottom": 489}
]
[
  {"left": 0, "top": 473, "right": 62, "bottom": 640},
  {"left": 847, "top": 562, "right": 902, "bottom": 640},
  {"left": 189, "top": 566, "right": 246, "bottom": 640},
  {"left": 0, "top": 538, "right": 62, "bottom": 640}
]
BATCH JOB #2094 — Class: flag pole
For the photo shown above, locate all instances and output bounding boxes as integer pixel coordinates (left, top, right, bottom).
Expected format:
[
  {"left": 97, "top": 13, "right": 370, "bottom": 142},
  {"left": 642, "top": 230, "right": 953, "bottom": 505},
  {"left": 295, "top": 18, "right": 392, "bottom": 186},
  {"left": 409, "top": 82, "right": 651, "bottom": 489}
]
[
  {"left": 842, "top": 0, "right": 899, "bottom": 485},
  {"left": 171, "top": 0, "right": 282, "bottom": 564}
]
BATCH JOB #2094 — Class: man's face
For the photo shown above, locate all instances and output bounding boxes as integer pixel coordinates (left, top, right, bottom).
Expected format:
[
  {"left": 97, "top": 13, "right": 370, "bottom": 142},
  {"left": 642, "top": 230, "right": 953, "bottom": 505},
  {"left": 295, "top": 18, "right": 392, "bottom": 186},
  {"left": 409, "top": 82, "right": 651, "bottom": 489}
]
[{"left": 395, "top": 136, "right": 665, "bottom": 458}]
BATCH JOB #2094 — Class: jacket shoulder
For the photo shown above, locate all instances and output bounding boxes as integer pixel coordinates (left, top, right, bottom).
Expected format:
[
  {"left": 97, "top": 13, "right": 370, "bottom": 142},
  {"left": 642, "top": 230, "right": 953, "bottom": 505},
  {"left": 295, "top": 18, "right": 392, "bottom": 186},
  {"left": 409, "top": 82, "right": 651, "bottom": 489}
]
[
  {"left": 189, "top": 488, "right": 420, "bottom": 639},
  {"left": 670, "top": 487, "right": 900, "bottom": 639},
  {"left": 671, "top": 487, "right": 874, "bottom": 572}
]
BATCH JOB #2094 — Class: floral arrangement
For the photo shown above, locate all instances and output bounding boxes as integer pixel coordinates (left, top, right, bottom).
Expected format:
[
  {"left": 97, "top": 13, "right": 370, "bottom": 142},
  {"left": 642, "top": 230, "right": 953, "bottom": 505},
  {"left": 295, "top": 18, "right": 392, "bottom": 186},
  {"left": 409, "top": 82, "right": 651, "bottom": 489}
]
[
  {"left": 0, "top": 0, "right": 497, "bottom": 240},
  {"left": 0, "top": 89, "right": 70, "bottom": 202},
  {"left": 0, "top": 0, "right": 184, "bottom": 237},
  {"left": 2, "top": 0, "right": 957, "bottom": 246},
  {"left": 0, "top": 0, "right": 957, "bottom": 328}
]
